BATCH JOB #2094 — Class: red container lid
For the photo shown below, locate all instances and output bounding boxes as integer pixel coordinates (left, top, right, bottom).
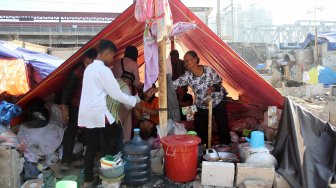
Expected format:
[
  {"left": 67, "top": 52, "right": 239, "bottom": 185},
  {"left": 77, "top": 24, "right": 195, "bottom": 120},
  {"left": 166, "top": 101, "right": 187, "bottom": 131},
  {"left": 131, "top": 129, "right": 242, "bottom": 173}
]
[{"left": 160, "top": 135, "right": 201, "bottom": 148}]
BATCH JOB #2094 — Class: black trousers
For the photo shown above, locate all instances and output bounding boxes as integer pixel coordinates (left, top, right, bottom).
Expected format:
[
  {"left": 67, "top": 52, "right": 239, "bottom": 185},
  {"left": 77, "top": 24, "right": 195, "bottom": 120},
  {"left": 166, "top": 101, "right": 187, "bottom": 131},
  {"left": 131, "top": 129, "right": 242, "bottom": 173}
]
[
  {"left": 83, "top": 122, "right": 123, "bottom": 182},
  {"left": 62, "top": 104, "right": 79, "bottom": 164},
  {"left": 194, "top": 100, "right": 231, "bottom": 146},
  {"left": 100, "top": 122, "right": 123, "bottom": 156}
]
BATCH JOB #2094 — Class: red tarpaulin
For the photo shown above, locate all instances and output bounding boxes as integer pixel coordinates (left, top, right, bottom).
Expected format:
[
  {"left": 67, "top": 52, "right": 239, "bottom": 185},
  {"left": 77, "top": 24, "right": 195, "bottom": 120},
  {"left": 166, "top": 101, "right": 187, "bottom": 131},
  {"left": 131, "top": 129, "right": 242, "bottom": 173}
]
[{"left": 15, "top": 0, "right": 284, "bottom": 110}]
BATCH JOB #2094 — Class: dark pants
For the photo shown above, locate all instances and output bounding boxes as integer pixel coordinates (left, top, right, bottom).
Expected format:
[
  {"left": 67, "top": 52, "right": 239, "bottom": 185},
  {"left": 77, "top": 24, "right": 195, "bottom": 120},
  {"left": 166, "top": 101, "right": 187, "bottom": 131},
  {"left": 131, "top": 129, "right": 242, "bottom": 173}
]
[
  {"left": 100, "top": 122, "right": 123, "bottom": 156},
  {"left": 62, "top": 104, "right": 79, "bottom": 164},
  {"left": 83, "top": 122, "right": 123, "bottom": 182},
  {"left": 194, "top": 100, "right": 231, "bottom": 146}
]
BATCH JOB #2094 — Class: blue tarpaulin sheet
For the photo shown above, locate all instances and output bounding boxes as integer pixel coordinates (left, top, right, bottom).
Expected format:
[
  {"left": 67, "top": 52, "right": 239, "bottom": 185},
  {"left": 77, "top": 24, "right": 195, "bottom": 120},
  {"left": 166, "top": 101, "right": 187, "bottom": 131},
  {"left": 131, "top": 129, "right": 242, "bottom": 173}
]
[
  {"left": 256, "top": 63, "right": 266, "bottom": 70},
  {"left": 300, "top": 32, "right": 336, "bottom": 51},
  {"left": 0, "top": 40, "right": 63, "bottom": 84}
]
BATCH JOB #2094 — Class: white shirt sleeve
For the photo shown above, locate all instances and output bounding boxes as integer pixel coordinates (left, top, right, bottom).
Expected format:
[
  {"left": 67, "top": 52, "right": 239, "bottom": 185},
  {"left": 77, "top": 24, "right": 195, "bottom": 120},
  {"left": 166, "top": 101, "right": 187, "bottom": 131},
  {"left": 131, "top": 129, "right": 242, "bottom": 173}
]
[{"left": 100, "top": 67, "right": 137, "bottom": 107}]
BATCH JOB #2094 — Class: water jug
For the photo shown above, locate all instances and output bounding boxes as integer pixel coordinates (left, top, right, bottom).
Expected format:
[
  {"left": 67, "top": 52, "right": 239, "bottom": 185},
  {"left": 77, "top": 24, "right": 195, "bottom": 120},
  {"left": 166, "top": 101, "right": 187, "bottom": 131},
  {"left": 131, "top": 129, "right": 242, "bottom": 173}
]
[{"left": 123, "top": 128, "right": 151, "bottom": 186}]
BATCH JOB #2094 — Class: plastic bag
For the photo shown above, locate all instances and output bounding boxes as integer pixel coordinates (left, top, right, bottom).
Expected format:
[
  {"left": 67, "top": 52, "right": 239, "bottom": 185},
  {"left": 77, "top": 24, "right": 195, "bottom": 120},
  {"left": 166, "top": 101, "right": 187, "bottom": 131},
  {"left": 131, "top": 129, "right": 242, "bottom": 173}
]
[
  {"left": 167, "top": 119, "right": 186, "bottom": 135},
  {"left": 0, "top": 124, "right": 20, "bottom": 147},
  {"left": 0, "top": 101, "right": 22, "bottom": 126},
  {"left": 156, "top": 119, "right": 187, "bottom": 138}
]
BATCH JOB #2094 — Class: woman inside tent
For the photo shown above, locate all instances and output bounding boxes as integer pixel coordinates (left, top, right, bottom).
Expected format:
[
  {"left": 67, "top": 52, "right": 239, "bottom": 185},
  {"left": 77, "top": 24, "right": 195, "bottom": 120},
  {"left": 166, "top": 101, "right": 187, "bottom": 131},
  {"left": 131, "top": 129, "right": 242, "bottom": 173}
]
[{"left": 172, "top": 50, "right": 231, "bottom": 147}]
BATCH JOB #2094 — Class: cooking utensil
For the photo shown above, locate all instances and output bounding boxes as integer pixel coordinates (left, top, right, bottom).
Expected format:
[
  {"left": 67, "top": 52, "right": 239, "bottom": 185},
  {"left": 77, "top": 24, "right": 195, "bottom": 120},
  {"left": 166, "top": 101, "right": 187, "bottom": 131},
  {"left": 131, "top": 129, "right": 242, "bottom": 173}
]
[{"left": 203, "top": 151, "right": 237, "bottom": 162}]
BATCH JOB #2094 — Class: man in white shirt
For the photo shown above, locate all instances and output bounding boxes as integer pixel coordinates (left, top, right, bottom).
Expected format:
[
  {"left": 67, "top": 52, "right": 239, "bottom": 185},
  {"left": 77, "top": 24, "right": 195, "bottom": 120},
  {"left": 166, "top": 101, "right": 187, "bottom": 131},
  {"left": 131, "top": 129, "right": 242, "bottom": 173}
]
[{"left": 78, "top": 40, "right": 140, "bottom": 187}]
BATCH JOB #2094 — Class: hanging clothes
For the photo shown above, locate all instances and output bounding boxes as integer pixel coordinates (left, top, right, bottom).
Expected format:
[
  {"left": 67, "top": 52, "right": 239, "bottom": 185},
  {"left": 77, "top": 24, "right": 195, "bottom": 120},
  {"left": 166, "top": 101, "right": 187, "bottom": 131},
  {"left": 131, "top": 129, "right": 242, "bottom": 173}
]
[
  {"left": 143, "top": 21, "right": 196, "bottom": 91},
  {"left": 155, "top": 0, "right": 173, "bottom": 41},
  {"left": 144, "top": 21, "right": 159, "bottom": 91},
  {"left": 134, "top": 0, "right": 154, "bottom": 22},
  {"left": 169, "top": 22, "right": 197, "bottom": 37}
]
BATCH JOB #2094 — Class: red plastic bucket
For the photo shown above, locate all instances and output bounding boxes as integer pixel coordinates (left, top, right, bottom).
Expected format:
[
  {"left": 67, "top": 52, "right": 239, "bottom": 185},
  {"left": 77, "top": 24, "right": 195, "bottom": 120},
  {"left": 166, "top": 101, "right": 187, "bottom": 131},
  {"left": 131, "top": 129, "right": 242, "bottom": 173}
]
[{"left": 160, "top": 135, "right": 201, "bottom": 182}]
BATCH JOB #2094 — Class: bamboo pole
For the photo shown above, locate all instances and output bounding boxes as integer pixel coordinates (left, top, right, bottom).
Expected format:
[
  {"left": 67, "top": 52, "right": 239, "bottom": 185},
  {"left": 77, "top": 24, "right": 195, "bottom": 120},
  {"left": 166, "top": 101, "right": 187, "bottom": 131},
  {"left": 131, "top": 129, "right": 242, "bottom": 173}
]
[
  {"left": 154, "top": 0, "right": 168, "bottom": 136},
  {"left": 158, "top": 39, "right": 168, "bottom": 136},
  {"left": 208, "top": 99, "right": 213, "bottom": 148}
]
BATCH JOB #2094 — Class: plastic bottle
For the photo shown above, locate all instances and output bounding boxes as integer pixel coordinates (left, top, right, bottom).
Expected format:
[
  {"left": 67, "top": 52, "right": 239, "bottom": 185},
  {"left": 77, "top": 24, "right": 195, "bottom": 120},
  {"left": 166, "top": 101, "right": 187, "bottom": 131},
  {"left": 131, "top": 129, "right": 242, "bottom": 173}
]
[{"left": 123, "top": 128, "right": 151, "bottom": 186}]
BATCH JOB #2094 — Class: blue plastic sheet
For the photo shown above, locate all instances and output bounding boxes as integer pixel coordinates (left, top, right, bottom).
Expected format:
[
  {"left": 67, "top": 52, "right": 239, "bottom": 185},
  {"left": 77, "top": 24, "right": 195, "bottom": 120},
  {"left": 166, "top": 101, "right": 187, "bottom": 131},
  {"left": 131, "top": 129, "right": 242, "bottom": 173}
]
[
  {"left": 300, "top": 32, "right": 336, "bottom": 51},
  {"left": 0, "top": 40, "right": 63, "bottom": 88}
]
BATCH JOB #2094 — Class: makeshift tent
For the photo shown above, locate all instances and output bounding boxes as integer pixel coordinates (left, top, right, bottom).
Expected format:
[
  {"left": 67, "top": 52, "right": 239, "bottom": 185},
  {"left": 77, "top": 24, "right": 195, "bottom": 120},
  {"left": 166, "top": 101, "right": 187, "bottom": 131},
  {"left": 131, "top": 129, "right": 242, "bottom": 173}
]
[
  {"left": 11, "top": 0, "right": 336, "bottom": 187},
  {"left": 15, "top": 0, "right": 283, "bottom": 110},
  {"left": 0, "top": 40, "right": 63, "bottom": 101},
  {"left": 273, "top": 97, "right": 336, "bottom": 188},
  {"left": 307, "top": 65, "right": 336, "bottom": 84},
  {"left": 300, "top": 32, "right": 336, "bottom": 51}
]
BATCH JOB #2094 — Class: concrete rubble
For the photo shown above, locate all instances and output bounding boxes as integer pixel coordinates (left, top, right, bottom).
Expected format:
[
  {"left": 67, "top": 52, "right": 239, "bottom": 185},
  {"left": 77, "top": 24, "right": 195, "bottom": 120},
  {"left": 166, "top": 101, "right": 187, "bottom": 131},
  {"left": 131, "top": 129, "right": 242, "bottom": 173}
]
[{"left": 276, "top": 84, "right": 336, "bottom": 127}]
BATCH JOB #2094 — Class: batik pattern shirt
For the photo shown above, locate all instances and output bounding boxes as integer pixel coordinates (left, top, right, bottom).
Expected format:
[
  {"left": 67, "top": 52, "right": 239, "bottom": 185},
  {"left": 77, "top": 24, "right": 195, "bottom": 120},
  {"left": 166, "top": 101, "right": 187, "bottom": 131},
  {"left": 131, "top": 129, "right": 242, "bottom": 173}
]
[
  {"left": 106, "top": 79, "right": 131, "bottom": 124},
  {"left": 173, "top": 66, "right": 225, "bottom": 109}
]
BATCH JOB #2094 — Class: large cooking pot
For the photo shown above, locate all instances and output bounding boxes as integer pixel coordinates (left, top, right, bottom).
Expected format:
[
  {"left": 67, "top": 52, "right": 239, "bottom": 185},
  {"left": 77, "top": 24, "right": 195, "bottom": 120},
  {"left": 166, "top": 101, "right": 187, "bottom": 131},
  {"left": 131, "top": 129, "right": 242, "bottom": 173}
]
[
  {"left": 238, "top": 142, "right": 274, "bottom": 162},
  {"left": 203, "top": 151, "right": 237, "bottom": 162}
]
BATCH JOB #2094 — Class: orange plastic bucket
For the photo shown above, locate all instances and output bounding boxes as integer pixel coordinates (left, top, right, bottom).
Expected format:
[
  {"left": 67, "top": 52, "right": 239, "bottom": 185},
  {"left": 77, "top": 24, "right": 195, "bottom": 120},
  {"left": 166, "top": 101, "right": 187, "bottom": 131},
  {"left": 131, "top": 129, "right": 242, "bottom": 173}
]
[{"left": 160, "top": 135, "right": 201, "bottom": 182}]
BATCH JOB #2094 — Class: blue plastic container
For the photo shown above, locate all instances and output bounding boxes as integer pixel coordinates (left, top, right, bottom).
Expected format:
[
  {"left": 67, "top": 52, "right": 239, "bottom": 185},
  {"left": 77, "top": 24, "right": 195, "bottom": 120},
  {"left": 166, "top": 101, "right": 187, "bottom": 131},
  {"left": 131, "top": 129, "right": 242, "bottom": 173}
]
[
  {"left": 123, "top": 128, "right": 151, "bottom": 186},
  {"left": 245, "top": 131, "right": 265, "bottom": 148}
]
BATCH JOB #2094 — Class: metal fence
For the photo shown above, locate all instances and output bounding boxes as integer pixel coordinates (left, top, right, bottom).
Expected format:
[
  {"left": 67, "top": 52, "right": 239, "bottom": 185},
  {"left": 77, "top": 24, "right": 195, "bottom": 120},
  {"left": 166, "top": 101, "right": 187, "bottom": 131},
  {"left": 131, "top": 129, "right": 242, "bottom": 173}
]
[{"left": 0, "top": 24, "right": 106, "bottom": 35}]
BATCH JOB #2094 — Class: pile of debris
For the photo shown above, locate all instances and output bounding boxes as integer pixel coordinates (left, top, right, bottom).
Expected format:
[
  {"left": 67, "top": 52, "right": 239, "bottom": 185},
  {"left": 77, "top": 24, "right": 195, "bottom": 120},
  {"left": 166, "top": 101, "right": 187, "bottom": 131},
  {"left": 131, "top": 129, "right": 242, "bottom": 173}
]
[{"left": 287, "top": 95, "right": 334, "bottom": 126}]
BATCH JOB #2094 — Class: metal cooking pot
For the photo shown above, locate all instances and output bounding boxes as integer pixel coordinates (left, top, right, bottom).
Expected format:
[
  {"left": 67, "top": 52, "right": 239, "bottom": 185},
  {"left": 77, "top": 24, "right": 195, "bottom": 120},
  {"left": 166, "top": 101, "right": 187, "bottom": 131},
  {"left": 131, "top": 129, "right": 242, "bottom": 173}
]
[
  {"left": 212, "top": 144, "right": 232, "bottom": 152},
  {"left": 203, "top": 151, "right": 237, "bottom": 162}
]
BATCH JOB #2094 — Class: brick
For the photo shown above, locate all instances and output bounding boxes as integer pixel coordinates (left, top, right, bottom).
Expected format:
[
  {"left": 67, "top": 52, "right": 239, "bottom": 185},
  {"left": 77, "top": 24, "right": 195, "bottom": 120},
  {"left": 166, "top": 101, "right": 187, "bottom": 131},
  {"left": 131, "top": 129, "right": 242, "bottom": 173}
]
[
  {"left": 201, "top": 161, "right": 235, "bottom": 187},
  {"left": 235, "top": 163, "right": 275, "bottom": 188},
  {"left": 273, "top": 172, "right": 291, "bottom": 188}
]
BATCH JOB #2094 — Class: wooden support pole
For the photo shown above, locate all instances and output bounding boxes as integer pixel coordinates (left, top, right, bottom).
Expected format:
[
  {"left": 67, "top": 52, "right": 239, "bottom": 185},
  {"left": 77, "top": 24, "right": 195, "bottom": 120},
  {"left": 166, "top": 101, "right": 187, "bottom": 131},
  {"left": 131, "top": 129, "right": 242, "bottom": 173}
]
[
  {"left": 154, "top": 0, "right": 168, "bottom": 137},
  {"left": 158, "top": 39, "right": 168, "bottom": 136},
  {"left": 208, "top": 99, "right": 213, "bottom": 148}
]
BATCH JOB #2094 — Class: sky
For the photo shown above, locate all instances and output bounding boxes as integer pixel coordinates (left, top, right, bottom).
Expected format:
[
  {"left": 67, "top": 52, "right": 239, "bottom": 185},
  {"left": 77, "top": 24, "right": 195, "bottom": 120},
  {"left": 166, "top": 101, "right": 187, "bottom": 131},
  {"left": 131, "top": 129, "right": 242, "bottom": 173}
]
[{"left": 1, "top": 0, "right": 335, "bottom": 25}]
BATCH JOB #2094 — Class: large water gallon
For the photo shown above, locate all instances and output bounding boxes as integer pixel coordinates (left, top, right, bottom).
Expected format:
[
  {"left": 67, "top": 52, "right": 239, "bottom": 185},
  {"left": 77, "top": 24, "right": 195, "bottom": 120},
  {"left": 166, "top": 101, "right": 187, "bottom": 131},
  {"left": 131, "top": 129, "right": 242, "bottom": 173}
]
[{"left": 123, "top": 128, "right": 151, "bottom": 186}]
